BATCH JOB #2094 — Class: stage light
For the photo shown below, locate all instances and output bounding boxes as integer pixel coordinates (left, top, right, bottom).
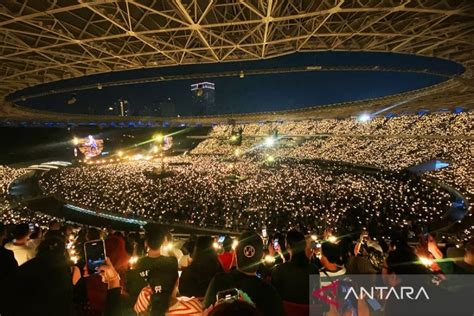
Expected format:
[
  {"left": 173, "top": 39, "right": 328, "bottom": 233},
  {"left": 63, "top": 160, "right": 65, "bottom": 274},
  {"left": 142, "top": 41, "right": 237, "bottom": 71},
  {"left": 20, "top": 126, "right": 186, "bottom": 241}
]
[
  {"left": 129, "top": 256, "right": 139, "bottom": 265},
  {"left": 358, "top": 113, "right": 371, "bottom": 122},
  {"left": 264, "top": 255, "right": 275, "bottom": 264},
  {"left": 232, "top": 239, "right": 239, "bottom": 250},
  {"left": 70, "top": 255, "right": 79, "bottom": 264},
  {"left": 154, "top": 134, "right": 164, "bottom": 142},
  {"left": 165, "top": 242, "right": 173, "bottom": 252},
  {"left": 72, "top": 137, "right": 79, "bottom": 146},
  {"left": 264, "top": 136, "right": 276, "bottom": 148},
  {"left": 327, "top": 236, "right": 337, "bottom": 243},
  {"left": 419, "top": 257, "right": 433, "bottom": 266}
]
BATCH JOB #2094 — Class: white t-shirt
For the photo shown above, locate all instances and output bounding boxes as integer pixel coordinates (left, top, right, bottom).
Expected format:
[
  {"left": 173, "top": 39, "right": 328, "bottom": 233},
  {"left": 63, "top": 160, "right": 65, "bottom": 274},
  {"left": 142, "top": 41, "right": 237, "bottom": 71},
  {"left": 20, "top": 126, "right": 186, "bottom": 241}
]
[{"left": 4, "top": 242, "right": 36, "bottom": 265}]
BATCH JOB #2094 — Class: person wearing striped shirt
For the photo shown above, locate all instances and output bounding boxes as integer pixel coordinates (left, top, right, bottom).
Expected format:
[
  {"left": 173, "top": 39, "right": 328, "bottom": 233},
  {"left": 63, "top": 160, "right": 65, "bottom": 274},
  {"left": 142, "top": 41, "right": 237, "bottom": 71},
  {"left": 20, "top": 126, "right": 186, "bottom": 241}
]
[{"left": 319, "top": 241, "right": 346, "bottom": 288}]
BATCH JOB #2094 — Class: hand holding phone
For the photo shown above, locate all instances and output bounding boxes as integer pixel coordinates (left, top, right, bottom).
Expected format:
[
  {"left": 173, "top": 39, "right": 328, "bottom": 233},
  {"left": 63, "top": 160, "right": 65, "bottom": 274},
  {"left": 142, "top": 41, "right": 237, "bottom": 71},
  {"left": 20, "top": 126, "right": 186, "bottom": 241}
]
[{"left": 84, "top": 239, "right": 106, "bottom": 275}]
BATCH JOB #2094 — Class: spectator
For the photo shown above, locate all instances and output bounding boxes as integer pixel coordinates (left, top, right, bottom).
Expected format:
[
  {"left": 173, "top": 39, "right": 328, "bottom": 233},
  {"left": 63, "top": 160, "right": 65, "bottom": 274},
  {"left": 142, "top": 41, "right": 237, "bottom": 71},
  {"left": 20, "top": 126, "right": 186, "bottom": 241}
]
[
  {"left": 451, "top": 239, "right": 474, "bottom": 274},
  {"left": 271, "top": 230, "right": 319, "bottom": 304},
  {"left": 4, "top": 223, "right": 36, "bottom": 265},
  {"left": 208, "top": 300, "right": 260, "bottom": 316},
  {"left": 1, "top": 235, "right": 74, "bottom": 315},
  {"left": 86, "top": 233, "right": 131, "bottom": 315},
  {"left": 179, "top": 239, "right": 195, "bottom": 269},
  {"left": 382, "top": 246, "right": 451, "bottom": 316},
  {"left": 319, "top": 241, "right": 346, "bottom": 287},
  {"left": 218, "top": 236, "right": 235, "bottom": 272},
  {"left": 204, "top": 231, "right": 285, "bottom": 316},
  {"left": 126, "top": 223, "right": 177, "bottom": 305},
  {"left": 0, "top": 223, "right": 18, "bottom": 280},
  {"left": 100, "top": 255, "right": 203, "bottom": 316},
  {"left": 179, "top": 236, "right": 223, "bottom": 298}
]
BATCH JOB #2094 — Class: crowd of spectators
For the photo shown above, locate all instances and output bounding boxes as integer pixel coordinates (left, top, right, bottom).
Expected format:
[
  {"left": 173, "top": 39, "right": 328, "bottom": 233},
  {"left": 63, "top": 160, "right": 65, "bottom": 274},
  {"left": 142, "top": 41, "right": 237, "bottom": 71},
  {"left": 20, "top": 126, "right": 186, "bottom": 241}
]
[
  {"left": 0, "top": 111, "right": 472, "bottom": 315},
  {"left": 199, "top": 112, "right": 473, "bottom": 200},
  {"left": 209, "top": 112, "right": 472, "bottom": 137},
  {"left": 38, "top": 156, "right": 468, "bottom": 243},
  {"left": 1, "top": 219, "right": 473, "bottom": 315}
]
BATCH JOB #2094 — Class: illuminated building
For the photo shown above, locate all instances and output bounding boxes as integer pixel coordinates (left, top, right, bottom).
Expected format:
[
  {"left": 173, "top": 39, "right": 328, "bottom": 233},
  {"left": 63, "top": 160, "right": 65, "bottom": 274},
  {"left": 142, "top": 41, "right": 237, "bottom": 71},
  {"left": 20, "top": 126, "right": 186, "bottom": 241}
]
[{"left": 190, "top": 82, "right": 215, "bottom": 115}]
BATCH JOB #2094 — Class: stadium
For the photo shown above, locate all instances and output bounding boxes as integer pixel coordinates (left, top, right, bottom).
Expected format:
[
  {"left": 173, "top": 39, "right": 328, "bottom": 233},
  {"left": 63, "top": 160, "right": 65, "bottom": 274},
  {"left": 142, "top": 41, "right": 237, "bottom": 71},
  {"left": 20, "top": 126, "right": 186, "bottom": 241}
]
[{"left": 0, "top": 1, "right": 473, "bottom": 316}]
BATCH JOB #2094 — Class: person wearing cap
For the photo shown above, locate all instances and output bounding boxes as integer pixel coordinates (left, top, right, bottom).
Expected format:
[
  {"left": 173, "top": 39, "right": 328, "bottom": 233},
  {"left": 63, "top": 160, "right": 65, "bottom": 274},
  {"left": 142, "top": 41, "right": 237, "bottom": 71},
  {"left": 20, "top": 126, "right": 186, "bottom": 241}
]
[{"left": 203, "top": 231, "right": 285, "bottom": 316}]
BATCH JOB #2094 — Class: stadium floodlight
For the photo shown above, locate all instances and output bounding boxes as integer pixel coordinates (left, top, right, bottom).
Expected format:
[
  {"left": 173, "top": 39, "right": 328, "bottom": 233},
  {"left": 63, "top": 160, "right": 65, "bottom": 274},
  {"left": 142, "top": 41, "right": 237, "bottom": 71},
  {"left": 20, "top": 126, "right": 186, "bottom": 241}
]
[
  {"left": 358, "top": 113, "right": 372, "bottom": 122},
  {"left": 264, "top": 136, "right": 276, "bottom": 148}
]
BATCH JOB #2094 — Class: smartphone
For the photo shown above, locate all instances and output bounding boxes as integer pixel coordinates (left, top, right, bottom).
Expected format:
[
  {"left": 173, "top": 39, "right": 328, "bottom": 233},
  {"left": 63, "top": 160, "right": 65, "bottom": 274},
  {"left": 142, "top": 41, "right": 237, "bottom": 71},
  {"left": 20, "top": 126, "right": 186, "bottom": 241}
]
[
  {"left": 84, "top": 239, "right": 106, "bottom": 274},
  {"left": 216, "top": 288, "right": 240, "bottom": 304},
  {"left": 310, "top": 241, "right": 321, "bottom": 249},
  {"left": 218, "top": 235, "right": 225, "bottom": 244},
  {"left": 273, "top": 238, "right": 280, "bottom": 251},
  {"left": 28, "top": 223, "right": 35, "bottom": 233},
  {"left": 261, "top": 228, "right": 267, "bottom": 238}
]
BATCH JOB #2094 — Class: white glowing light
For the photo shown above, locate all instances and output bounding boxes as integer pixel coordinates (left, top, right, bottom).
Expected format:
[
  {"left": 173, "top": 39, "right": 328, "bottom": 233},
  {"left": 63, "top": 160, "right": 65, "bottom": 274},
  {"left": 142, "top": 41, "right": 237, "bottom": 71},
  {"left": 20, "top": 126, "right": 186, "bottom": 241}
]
[
  {"left": 264, "top": 136, "right": 276, "bottom": 148},
  {"left": 419, "top": 257, "right": 433, "bottom": 266},
  {"left": 232, "top": 239, "right": 238, "bottom": 250},
  {"left": 264, "top": 255, "right": 275, "bottom": 264},
  {"left": 358, "top": 113, "right": 371, "bottom": 122}
]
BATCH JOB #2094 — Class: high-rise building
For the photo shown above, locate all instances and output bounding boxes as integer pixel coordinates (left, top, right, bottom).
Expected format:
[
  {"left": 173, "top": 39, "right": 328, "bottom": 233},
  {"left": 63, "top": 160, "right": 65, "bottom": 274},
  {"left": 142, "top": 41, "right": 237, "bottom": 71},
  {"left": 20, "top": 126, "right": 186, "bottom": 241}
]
[
  {"left": 108, "top": 98, "right": 130, "bottom": 116},
  {"left": 190, "top": 82, "right": 215, "bottom": 115}
]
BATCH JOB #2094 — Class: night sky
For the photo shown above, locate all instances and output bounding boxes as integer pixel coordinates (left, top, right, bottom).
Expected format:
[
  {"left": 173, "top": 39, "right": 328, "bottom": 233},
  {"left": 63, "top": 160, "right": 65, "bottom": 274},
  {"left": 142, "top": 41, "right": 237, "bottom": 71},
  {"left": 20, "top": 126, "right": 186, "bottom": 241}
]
[{"left": 13, "top": 52, "right": 463, "bottom": 116}]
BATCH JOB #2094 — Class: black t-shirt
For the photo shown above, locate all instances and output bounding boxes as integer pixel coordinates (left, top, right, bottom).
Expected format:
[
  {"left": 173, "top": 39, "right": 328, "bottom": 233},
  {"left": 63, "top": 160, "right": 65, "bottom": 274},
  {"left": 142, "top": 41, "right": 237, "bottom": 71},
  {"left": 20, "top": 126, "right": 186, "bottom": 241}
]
[
  {"left": 0, "top": 246, "right": 18, "bottom": 281},
  {"left": 271, "top": 260, "right": 319, "bottom": 304},
  {"left": 126, "top": 255, "right": 178, "bottom": 304},
  {"left": 179, "top": 260, "right": 223, "bottom": 298},
  {"left": 1, "top": 255, "right": 73, "bottom": 316},
  {"left": 204, "top": 269, "right": 285, "bottom": 316}
]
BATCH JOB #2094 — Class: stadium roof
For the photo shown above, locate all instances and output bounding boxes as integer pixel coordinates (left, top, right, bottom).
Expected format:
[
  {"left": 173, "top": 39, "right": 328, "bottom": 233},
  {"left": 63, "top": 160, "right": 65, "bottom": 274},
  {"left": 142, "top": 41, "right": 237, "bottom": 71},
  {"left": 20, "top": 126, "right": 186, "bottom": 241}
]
[{"left": 0, "top": 0, "right": 473, "bottom": 121}]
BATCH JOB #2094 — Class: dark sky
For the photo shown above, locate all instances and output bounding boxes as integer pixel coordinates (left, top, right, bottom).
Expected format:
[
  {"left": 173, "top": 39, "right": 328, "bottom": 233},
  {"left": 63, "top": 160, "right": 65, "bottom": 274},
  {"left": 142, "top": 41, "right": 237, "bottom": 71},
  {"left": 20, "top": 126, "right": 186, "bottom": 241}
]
[{"left": 14, "top": 51, "right": 463, "bottom": 116}]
